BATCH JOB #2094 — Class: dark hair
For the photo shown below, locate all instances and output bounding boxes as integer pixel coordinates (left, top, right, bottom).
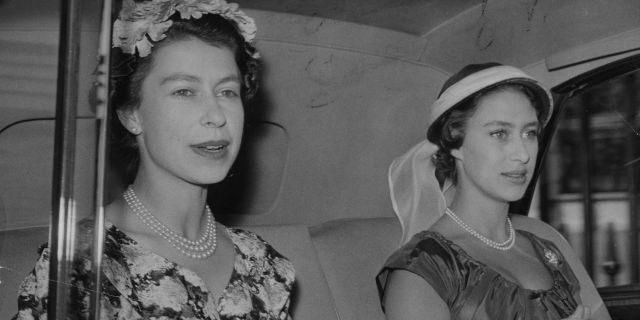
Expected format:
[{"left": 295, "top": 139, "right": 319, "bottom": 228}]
[
  {"left": 430, "top": 83, "right": 543, "bottom": 184},
  {"left": 109, "top": 13, "right": 260, "bottom": 182}
]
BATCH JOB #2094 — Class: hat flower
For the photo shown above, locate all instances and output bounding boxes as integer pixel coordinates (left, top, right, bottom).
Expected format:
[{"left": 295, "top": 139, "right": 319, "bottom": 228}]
[{"left": 113, "top": 0, "right": 258, "bottom": 58}]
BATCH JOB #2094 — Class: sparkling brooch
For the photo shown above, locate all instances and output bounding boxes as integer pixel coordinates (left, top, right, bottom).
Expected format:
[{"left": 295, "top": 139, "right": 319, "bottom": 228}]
[{"left": 544, "top": 248, "right": 559, "bottom": 267}]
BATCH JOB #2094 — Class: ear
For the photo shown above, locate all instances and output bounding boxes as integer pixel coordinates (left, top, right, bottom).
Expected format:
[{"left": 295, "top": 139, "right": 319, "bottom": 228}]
[
  {"left": 116, "top": 109, "right": 142, "bottom": 135},
  {"left": 450, "top": 147, "right": 463, "bottom": 161}
]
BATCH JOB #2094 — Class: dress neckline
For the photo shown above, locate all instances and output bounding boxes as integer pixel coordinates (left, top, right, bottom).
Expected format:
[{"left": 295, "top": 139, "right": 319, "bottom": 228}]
[
  {"left": 104, "top": 220, "right": 238, "bottom": 309},
  {"left": 419, "top": 229, "right": 563, "bottom": 294}
]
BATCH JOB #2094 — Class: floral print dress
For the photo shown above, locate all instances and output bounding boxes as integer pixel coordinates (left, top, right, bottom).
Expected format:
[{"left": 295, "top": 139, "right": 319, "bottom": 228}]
[{"left": 13, "top": 222, "right": 295, "bottom": 320}]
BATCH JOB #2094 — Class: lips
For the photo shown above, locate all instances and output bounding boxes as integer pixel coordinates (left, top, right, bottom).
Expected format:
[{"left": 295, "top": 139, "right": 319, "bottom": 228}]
[
  {"left": 191, "top": 140, "right": 230, "bottom": 159},
  {"left": 502, "top": 170, "right": 528, "bottom": 183}
]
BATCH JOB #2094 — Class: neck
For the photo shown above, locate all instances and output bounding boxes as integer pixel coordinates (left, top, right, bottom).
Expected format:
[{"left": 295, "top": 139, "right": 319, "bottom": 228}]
[
  {"left": 448, "top": 189, "right": 511, "bottom": 240},
  {"left": 130, "top": 170, "right": 209, "bottom": 240}
]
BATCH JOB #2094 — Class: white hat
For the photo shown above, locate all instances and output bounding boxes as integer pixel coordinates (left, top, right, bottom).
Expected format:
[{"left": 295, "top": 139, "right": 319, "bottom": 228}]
[{"left": 390, "top": 63, "right": 553, "bottom": 245}]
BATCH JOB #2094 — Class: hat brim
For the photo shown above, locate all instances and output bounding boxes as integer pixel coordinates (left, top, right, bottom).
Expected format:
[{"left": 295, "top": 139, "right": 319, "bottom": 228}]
[{"left": 426, "top": 66, "right": 552, "bottom": 143}]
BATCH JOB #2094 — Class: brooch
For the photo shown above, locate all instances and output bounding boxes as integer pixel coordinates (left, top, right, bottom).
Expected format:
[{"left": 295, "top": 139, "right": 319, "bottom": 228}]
[{"left": 544, "top": 248, "right": 559, "bottom": 267}]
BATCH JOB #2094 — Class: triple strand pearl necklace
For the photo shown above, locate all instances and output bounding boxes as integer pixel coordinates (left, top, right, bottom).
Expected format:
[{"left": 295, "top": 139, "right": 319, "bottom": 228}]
[
  {"left": 445, "top": 208, "right": 515, "bottom": 251},
  {"left": 123, "top": 185, "right": 217, "bottom": 259}
]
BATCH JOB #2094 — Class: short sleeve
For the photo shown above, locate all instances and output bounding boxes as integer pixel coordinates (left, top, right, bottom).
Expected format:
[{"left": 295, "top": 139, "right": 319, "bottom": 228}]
[
  {"left": 13, "top": 245, "right": 51, "bottom": 320},
  {"left": 376, "top": 232, "right": 465, "bottom": 312},
  {"left": 12, "top": 241, "right": 122, "bottom": 320}
]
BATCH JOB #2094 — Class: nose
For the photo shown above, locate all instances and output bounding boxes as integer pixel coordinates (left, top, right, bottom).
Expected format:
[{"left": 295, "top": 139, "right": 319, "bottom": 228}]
[
  {"left": 201, "top": 98, "right": 226, "bottom": 128},
  {"left": 509, "top": 137, "right": 532, "bottom": 164}
]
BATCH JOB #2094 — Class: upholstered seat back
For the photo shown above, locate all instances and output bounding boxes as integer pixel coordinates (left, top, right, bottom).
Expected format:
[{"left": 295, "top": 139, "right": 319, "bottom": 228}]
[{"left": 310, "top": 217, "right": 401, "bottom": 320}]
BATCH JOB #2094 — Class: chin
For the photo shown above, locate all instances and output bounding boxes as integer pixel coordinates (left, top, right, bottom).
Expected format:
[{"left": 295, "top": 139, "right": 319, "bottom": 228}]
[
  {"left": 184, "top": 166, "right": 231, "bottom": 186},
  {"left": 504, "top": 191, "right": 528, "bottom": 202},
  {"left": 202, "top": 172, "right": 231, "bottom": 185},
  {"left": 493, "top": 187, "right": 528, "bottom": 203}
]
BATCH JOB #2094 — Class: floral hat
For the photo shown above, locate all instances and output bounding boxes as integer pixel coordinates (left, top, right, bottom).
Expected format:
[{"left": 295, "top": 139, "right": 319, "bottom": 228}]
[{"left": 112, "top": 0, "right": 258, "bottom": 58}]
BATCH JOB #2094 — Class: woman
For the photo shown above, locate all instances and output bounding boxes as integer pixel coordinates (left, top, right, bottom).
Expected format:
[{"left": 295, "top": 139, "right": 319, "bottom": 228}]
[
  {"left": 13, "top": 1, "right": 294, "bottom": 319},
  {"left": 377, "top": 63, "right": 610, "bottom": 320}
]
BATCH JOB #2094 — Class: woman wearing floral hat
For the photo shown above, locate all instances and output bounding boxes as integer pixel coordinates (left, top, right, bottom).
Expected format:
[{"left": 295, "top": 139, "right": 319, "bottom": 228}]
[
  {"left": 13, "top": 1, "right": 294, "bottom": 319},
  {"left": 377, "top": 63, "right": 610, "bottom": 320}
]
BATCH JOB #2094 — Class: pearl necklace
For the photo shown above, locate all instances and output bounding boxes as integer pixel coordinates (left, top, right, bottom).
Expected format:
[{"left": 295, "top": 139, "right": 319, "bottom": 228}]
[
  {"left": 123, "top": 186, "right": 217, "bottom": 259},
  {"left": 445, "top": 208, "right": 515, "bottom": 251}
]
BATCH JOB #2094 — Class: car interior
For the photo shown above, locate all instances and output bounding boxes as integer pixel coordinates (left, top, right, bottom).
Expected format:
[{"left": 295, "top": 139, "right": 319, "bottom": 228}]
[{"left": 1, "top": 0, "right": 640, "bottom": 319}]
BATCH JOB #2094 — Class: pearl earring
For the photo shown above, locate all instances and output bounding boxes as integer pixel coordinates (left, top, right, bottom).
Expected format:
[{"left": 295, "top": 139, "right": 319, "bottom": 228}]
[{"left": 130, "top": 127, "right": 139, "bottom": 134}]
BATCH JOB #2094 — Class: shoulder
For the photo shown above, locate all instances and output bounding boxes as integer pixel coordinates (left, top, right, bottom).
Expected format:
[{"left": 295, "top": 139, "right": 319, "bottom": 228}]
[
  {"left": 223, "top": 228, "right": 295, "bottom": 317},
  {"left": 227, "top": 227, "right": 289, "bottom": 259},
  {"left": 511, "top": 215, "right": 611, "bottom": 319},
  {"left": 382, "top": 269, "right": 451, "bottom": 320},
  {"left": 383, "top": 231, "right": 459, "bottom": 270},
  {"left": 227, "top": 227, "right": 295, "bottom": 283},
  {"left": 511, "top": 215, "right": 581, "bottom": 268},
  {"left": 511, "top": 215, "right": 579, "bottom": 274},
  {"left": 378, "top": 231, "right": 464, "bottom": 300},
  {"left": 378, "top": 232, "right": 456, "bottom": 319},
  {"left": 511, "top": 214, "right": 566, "bottom": 242},
  {"left": 15, "top": 245, "right": 50, "bottom": 319}
]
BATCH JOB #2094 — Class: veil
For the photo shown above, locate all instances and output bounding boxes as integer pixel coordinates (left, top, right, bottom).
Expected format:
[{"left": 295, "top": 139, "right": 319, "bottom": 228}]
[
  {"left": 388, "top": 139, "right": 456, "bottom": 245},
  {"left": 388, "top": 64, "right": 552, "bottom": 245}
]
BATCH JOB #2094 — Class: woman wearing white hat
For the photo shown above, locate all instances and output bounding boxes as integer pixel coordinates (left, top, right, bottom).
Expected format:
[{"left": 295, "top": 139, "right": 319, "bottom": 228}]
[{"left": 377, "top": 63, "right": 610, "bottom": 320}]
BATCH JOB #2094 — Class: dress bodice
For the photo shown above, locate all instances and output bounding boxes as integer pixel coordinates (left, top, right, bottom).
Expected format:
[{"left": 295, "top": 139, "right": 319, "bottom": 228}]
[{"left": 377, "top": 230, "right": 580, "bottom": 320}]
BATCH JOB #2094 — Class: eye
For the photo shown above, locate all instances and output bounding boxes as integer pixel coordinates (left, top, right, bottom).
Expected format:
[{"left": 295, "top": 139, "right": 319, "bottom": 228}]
[
  {"left": 490, "top": 129, "right": 508, "bottom": 139},
  {"left": 217, "top": 88, "right": 240, "bottom": 98},
  {"left": 172, "top": 88, "right": 194, "bottom": 97},
  {"left": 524, "top": 129, "right": 540, "bottom": 140}
]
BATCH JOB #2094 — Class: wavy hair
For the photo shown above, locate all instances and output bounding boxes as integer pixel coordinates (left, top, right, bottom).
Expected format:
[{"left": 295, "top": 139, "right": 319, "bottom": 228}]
[
  {"left": 430, "top": 83, "right": 543, "bottom": 185},
  {"left": 109, "top": 13, "right": 261, "bottom": 182}
]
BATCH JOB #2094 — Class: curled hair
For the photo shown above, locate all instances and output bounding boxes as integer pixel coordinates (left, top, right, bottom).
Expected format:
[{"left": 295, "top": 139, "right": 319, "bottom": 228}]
[
  {"left": 109, "top": 13, "right": 261, "bottom": 182},
  {"left": 430, "top": 83, "right": 543, "bottom": 185}
]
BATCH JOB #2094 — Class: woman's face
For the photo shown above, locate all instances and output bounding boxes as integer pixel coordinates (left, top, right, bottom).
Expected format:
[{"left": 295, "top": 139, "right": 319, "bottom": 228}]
[
  {"left": 452, "top": 88, "right": 540, "bottom": 203},
  {"left": 122, "top": 38, "right": 244, "bottom": 186}
]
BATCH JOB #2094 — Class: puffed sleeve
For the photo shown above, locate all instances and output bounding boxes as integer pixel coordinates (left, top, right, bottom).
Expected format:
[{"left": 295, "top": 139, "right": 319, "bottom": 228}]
[
  {"left": 12, "top": 244, "right": 95, "bottom": 320},
  {"left": 376, "top": 232, "right": 466, "bottom": 312},
  {"left": 13, "top": 245, "right": 51, "bottom": 320}
]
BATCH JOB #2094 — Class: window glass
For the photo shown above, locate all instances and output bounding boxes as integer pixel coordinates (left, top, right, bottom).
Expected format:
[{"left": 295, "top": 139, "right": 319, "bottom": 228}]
[
  {"left": 0, "top": 0, "right": 103, "bottom": 316},
  {"left": 544, "top": 63, "right": 640, "bottom": 288}
]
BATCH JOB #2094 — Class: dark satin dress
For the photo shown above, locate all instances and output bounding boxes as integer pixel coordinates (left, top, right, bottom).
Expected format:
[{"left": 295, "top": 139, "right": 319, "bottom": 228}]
[{"left": 377, "top": 230, "right": 580, "bottom": 320}]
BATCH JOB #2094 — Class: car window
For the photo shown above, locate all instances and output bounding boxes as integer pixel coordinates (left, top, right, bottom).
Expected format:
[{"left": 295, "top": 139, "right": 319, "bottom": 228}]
[{"left": 543, "top": 55, "right": 640, "bottom": 290}]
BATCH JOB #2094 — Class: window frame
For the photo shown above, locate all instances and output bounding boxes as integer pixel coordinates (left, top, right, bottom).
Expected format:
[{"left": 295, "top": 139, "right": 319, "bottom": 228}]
[{"left": 538, "top": 53, "right": 640, "bottom": 312}]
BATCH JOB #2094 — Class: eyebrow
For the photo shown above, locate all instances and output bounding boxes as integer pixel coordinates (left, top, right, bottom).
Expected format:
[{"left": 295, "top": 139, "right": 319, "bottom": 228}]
[
  {"left": 160, "top": 73, "right": 200, "bottom": 86},
  {"left": 483, "top": 120, "right": 540, "bottom": 128},
  {"left": 159, "top": 73, "right": 241, "bottom": 86}
]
